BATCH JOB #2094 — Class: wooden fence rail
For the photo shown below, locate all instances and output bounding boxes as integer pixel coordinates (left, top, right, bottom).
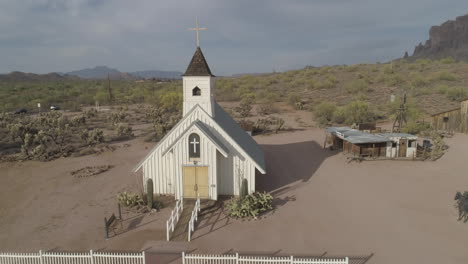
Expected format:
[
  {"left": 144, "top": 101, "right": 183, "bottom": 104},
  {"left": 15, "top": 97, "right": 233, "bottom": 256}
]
[
  {"left": 187, "top": 195, "right": 201, "bottom": 242},
  {"left": 166, "top": 199, "right": 183, "bottom": 241},
  {"left": 182, "top": 252, "right": 348, "bottom": 264},
  {"left": 0, "top": 251, "right": 145, "bottom": 264}
]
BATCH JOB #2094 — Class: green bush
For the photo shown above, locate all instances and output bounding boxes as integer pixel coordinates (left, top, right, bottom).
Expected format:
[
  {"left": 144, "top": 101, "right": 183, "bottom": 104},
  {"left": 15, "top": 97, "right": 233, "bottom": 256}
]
[
  {"left": 446, "top": 87, "right": 467, "bottom": 101},
  {"left": 116, "top": 123, "right": 133, "bottom": 138},
  {"left": 313, "top": 102, "right": 336, "bottom": 126},
  {"left": 344, "top": 79, "right": 369, "bottom": 94},
  {"left": 402, "top": 121, "right": 430, "bottom": 135},
  {"left": 436, "top": 71, "right": 458, "bottom": 81},
  {"left": 440, "top": 57, "right": 455, "bottom": 64},
  {"left": 226, "top": 192, "right": 273, "bottom": 219},
  {"left": 343, "top": 100, "right": 375, "bottom": 125}
]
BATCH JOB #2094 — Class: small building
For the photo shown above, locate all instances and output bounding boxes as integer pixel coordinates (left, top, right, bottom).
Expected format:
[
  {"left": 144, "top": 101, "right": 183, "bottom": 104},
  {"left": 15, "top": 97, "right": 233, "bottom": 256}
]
[
  {"left": 326, "top": 127, "right": 418, "bottom": 159},
  {"left": 431, "top": 99, "right": 468, "bottom": 133},
  {"left": 377, "top": 133, "right": 418, "bottom": 158}
]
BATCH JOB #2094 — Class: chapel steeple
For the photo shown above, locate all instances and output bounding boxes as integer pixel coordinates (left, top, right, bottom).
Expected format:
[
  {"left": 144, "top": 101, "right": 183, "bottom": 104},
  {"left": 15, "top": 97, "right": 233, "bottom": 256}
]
[
  {"left": 182, "top": 19, "right": 215, "bottom": 117},
  {"left": 183, "top": 47, "right": 215, "bottom": 77}
]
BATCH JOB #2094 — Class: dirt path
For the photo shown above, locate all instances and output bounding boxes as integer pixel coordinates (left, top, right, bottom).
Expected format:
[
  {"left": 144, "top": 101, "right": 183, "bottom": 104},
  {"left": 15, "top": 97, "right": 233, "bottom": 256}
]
[{"left": 1, "top": 127, "right": 468, "bottom": 264}]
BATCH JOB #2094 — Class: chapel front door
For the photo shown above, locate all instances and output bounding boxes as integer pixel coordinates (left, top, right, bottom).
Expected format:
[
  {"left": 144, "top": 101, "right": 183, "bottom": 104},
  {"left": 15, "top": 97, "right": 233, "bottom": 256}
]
[{"left": 182, "top": 166, "right": 209, "bottom": 199}]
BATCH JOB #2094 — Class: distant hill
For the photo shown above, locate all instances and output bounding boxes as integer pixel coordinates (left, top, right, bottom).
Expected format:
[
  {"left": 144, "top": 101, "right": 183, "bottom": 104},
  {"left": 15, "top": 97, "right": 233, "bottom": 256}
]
[
  {"left": 410, "top": 14, "right": 468, "bottom": 61},
  {"left": 130, "top": 70, "right": 182, "bottom": 79},
  {"left": 0, "top": 71, "right": 77, "bottom": 82},
  {"left": 66, "top": 66, "right": 182, "bottom": 80},
  {"left": 66, "top": 66, "right": 135, "bottom": 80}
]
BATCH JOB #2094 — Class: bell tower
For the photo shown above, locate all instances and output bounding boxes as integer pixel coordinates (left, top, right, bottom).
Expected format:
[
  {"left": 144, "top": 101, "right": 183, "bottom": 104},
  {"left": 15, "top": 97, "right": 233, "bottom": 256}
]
[{"left": 183, "top": 19, "right": 215, "bottom": 117}]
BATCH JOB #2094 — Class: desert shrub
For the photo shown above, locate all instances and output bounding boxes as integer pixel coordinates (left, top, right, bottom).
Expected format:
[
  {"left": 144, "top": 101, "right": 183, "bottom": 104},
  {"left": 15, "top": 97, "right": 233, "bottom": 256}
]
[
  {"left": 436, "top": 71, "right": 458, "bottom": 81},
  {"left": 116, "top": 123, "right": 133, "bottom": 138},
  {"left": 109, "top": 111, "right": 127, "bottom": 126},
  {"left": 402, "top": 121, "right": 431, "bottom": 135},
  {"left": 343, "top": 101, "right": 375, "bottom": 125},
  {"left": 226, "top": 192, "right": 273, "bottom": 219},
  {"left": 257, "top": 104, "right": 278, "bottom": 116},
  {"left": 333, "top": 107, "right": 346, "bottom": 124},
  {"left": 430, "top": 131, "right": 446, "bottom": 160},
  {"left": 117, "top": 192, "right": 145, "bottom": 207},
  {"left": 454, "top": 191, "right": 468, "bottom": 222},
  {"left": 344, "top": 79, "right": 369, "bottom": 94},
  {"left": 253, "top": 117, "right": 285, "bottom": 134},
  {"left": 287, "top": 93, "right": 301, "bottom": 106},
  {"left": 84, "top": 128, "right": 104, "bottom": 145},
  {"left": 313, "top": 102, "right": 336, "bottom": 126},
  {"left": 83, "top": 108, "right": 98, "bottom": 119},
  {"left": 235, "top": 98, "right": 253, "bottom": 118},
  {"left": 146, "top": 105, "right": 181, "bottom": 141},
  {"left": 237, "top": 119, "right": 255, "bottom": 132},
  {"left": 410, "top": 73, "right": 428, "bottom": 87},
  {"left": 446, "top": 87, "right": 467, "bottom": 101},
  {"left": 440, "top": 57, "right": 455, "bottom": 64},
  {"left": 384, "top": 74, "right": 405, "bottom": 86},
  {"left": 436, "top": 85, "right": 449, "bottom": 94},
  {"left": 316, "top": 80, "right": 335, "bottom": 89}
]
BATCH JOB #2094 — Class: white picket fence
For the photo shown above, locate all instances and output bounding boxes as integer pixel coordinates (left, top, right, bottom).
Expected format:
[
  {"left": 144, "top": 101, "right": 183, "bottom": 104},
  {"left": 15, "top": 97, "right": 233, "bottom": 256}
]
[
  {"left": 0, "top": 250, "right": 145, "bottom": 264},
  {"left": 182, "top": 252, "right": 348, "bottom": 264},
  {"left": 187, "top": 195, "right": 201, "bottom": 242},
  {"left": 166, "top": 199, "right": 184, "bottom": 241}
]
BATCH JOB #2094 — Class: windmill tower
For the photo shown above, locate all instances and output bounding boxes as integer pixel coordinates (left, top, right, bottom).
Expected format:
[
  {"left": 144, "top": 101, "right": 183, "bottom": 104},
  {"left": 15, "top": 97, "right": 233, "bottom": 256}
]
[{"left": 392, "top": 94, "right": 407, "bottom": 132}]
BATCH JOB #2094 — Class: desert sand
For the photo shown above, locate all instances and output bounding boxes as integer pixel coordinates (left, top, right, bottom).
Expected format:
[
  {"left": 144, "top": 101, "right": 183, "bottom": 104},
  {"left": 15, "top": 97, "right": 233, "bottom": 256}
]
[{"left": 1, "top": 114, "right": 468, "bottom": 264}]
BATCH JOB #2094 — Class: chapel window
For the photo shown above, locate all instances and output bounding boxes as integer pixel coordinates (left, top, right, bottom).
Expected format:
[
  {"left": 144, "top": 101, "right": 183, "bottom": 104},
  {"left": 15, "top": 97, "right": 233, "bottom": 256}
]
[
  {"left": 189, "top": 133, "right": 201, "bottom": 159},
  {"left": 192, "top": 87, "right": 201, "bottom": 96}
]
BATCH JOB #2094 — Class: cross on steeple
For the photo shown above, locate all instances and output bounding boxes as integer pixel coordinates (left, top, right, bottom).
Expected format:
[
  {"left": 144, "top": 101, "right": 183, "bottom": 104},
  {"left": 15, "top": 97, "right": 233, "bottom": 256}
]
[{"left": 188, "top": 17, "right": 207, "bottom": 47}]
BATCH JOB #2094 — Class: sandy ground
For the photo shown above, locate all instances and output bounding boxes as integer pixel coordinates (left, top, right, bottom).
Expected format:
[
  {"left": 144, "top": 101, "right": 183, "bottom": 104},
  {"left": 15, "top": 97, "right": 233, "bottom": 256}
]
[{"left": 1, "top": 109, "right": 468, "bottom": 263}]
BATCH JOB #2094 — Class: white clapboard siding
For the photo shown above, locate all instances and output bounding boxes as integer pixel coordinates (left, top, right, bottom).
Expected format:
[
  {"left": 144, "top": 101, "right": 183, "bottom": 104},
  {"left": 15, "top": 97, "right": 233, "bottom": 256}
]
[
  {"left": 0, "top": 251, "right": 145, "bottom": 264},
  {"left": 182, "top": 253, "right": 348, "bottom": 264},
  {"left": 140, "top": 105, "right": 258, "bottom": 200}
]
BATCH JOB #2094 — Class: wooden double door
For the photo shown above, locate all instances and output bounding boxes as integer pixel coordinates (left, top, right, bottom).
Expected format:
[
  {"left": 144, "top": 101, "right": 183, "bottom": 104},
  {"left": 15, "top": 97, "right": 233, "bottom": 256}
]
[{"left": 182, "top": 166, "right": 209, "bottom": 199}]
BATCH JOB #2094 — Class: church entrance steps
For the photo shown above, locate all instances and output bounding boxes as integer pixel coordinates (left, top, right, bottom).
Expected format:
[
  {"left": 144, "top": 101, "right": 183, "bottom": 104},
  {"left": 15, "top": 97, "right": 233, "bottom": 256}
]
[
  {"left": 170, "top": 200, "right": 195, "bottom": 241},
  {"left": 169, "top": 199, "right": 219, "bottom": 241}
]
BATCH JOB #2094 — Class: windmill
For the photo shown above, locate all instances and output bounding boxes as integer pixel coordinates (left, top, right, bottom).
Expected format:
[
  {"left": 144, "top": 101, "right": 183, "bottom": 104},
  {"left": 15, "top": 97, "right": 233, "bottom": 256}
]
[{"left": 392, "top": 94, "right": 407, "bottom": 132}]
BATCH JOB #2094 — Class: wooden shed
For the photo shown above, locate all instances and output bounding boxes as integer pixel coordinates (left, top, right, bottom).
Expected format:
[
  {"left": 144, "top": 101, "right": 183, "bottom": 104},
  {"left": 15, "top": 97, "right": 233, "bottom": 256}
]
[{"left": 431, "top": 99, "right": 468, "bottom": 133}]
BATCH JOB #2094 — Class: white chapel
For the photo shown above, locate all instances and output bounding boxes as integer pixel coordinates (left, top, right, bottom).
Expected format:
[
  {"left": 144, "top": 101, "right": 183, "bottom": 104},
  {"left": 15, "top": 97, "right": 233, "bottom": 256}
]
[{"left": 134, "top": 31, "right": 266, "bottom": 201}]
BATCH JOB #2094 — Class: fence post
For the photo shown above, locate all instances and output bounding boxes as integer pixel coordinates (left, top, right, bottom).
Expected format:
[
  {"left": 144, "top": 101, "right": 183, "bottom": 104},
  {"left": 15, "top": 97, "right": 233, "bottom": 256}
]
[
  {"left": 182, "top": 252, "right": 185, "bottom": 264},
  {"left": 118, "top": 204, "right": 122, "bottom": 220},
  {"left": 142, "top": 251, "right": 146, "bottom": 264},
  {"left": 290, "top": 256, "right": 293, "bottom": 264},
  {"left": 166, "top": 221, "right": 170, "bottom": 241},
  {"left": 39, "top": 250, "right": 43, "bottom": 264},
  {"left": 345, "top": 257, "right": 349, "bottom": 264},
  {"left": 90, "top": 250, "right": 94, "bottom": 264},
  {"left": 104, "top": 217, "right": 108, "bottom": 239},
  {"left": 235, "top": 253, "right": 239, "bottom": 264}
]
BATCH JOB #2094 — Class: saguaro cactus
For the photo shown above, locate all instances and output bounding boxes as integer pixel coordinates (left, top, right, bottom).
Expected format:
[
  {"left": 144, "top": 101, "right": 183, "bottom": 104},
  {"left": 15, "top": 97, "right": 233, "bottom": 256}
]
[
  {"left": 240, "top": 178, "right": 248, "bottom": 200},
  {"left": 147, "top": 178, "right": 154, "bottom": 209}
]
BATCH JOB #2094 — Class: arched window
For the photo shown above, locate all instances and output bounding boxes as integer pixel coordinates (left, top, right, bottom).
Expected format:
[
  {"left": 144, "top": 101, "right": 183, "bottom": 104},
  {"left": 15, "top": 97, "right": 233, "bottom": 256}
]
[
  {"left": 188, "top": 133, "right": 201, "bottom": 159},
  {"left": 192, "top": 86, "right": 201, "bottom": 96}
]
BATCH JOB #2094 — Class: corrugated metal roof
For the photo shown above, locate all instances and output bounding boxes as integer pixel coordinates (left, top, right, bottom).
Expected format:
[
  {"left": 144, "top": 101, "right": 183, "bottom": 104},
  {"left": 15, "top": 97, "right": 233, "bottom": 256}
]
[
  {"left": 326, "top": 126, "right": 391, "bottom": 144},
  {"left": 213, "top": 102, "right": 266, "bottom": 172},
  {"left": 377, "top": 133, "right": 417, "bottom": 139}
]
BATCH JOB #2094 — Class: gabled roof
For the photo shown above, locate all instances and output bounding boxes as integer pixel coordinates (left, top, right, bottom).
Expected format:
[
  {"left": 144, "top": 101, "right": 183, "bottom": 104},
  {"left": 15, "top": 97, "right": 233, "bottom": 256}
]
[
  {"left": 183, "top": 47, "right": 215, "bottom": 77},
  {"left": 133, "top": 104, "right": 266, "bottom": 174},
  {"left": 161, "top": 120, "right": 229, "bottom": 157},
  {"left": 213, "top": 102, "right": 266, "bottom": 171}
]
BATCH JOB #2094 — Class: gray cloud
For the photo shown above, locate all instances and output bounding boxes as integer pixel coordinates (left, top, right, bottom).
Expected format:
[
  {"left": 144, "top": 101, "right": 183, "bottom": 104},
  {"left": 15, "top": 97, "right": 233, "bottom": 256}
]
[{"left": 0, "top": 0, "right": 467, "bottom": 75}]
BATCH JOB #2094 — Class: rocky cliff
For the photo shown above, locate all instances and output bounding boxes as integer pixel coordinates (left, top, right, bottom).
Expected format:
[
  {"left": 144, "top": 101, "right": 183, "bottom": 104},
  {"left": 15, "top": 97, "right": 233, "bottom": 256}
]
[{"left": 411, "top": 14, "right": 468, "bottom": 60}]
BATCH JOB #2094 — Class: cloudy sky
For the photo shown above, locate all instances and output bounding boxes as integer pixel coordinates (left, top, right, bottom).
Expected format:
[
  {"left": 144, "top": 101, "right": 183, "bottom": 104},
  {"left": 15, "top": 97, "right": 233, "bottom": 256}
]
[{"left": 1, "top": 0, "right": 467, "bottom": 75}]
